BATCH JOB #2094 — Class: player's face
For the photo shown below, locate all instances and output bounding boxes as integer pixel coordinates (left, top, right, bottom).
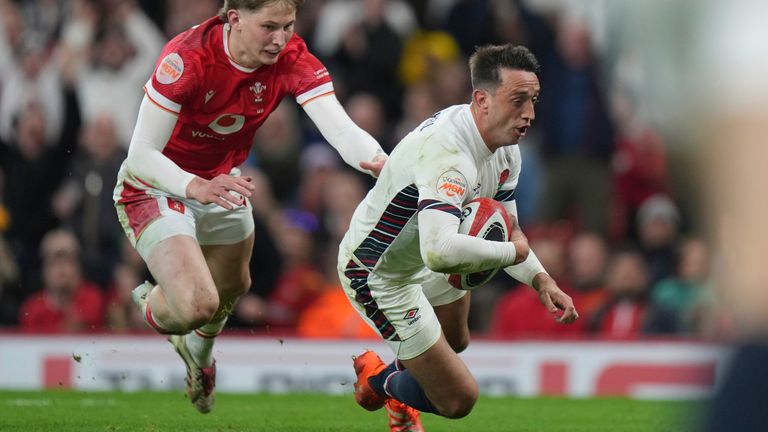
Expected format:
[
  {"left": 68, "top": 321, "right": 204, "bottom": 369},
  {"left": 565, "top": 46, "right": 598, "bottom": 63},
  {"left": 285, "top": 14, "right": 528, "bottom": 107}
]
[
  {"left": 237, "top": 2, "right": 296, "bottom": 66},
  {"left": 484, "top": 69, "right": 540, "bottom": 147}
]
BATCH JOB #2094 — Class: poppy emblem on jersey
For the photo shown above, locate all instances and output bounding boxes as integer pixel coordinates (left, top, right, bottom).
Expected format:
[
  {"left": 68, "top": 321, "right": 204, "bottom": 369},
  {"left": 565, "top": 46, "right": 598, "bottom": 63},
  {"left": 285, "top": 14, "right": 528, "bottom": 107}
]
[
  {"left": 436, "top": 170, "right": 467, "bottom": 201},
  {"left": 208, "top": 114, "right": 245, "bottom": 135},
  {"left": 404, "top": 308, "right": 419, "bottom": 320},
  {"left": 498, "top": 169, "right": 510, "bottom": 189},
  {"left": 250, "top": 82, "right": 266, "bottom": 103},
  {"left": 156, "top": 53, "right": 184, "bottom": 84},
  {"left": 166, "top": 198, "right": 185, "bottom": 214}
]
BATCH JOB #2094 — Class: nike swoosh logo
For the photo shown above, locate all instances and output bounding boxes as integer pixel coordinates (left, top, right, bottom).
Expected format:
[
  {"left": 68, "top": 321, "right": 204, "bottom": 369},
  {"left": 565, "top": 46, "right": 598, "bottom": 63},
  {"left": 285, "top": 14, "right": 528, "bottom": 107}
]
[{"left": 205, "top": 90, "right": 215, "bottom": 103}]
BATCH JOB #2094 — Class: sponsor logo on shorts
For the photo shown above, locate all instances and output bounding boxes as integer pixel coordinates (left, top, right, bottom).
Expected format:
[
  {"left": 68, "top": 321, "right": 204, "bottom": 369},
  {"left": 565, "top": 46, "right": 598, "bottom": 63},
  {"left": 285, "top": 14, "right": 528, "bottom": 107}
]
[
  {"left": 436, "top": 170, "right": 467, "bottom": 200},
  {"left": 156, "top": 53, "right": 184, "bottom": 84}
]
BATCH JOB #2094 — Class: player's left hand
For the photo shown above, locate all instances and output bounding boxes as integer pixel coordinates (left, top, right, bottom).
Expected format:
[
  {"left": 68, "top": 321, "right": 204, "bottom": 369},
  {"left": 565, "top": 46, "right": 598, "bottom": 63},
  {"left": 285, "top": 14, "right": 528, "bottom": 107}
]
[
  {"left": 532, "top": 273, "right": 579, "bottom": 324},
  {"left": 359, "top": 154, "right": 388, "bottom": 178}
]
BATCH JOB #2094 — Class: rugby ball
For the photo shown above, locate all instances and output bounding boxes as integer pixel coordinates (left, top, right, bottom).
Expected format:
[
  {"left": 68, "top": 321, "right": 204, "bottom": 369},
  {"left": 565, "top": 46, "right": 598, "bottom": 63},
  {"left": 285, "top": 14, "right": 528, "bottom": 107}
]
[{"left": 447, "top": 198, "right": 512, "bottom": 291}]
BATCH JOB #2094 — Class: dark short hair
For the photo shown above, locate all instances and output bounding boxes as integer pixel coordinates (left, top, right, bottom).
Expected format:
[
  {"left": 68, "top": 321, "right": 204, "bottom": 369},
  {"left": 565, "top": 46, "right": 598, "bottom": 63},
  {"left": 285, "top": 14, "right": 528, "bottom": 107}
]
[
  {"left": 469, "top": 44, "right": 540, "bottom": 91},
  {"left": 218, "top": 0, "right": 305, "bottom": 21}
]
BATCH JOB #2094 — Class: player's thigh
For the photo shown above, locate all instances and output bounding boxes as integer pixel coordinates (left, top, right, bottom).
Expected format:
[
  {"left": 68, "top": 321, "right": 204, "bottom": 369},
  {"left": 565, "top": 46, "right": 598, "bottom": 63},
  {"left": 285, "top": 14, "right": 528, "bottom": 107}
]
[
  {"left": 423, "top": 273, "right": 470, "bottom": 353},
  {"left": 400, "top": 333, "right": 478, "bottom": 418},
  {"left": 433, "top": 293, "right": 471, "bottom": 353},
  {"left": 201, "top": 231, "right": 255, "bottom": 297},
  {"left": 146, "top": 234, "right": 218, "bottom": 315},
  {"left": 116, "top": 193, "right": 218, "bottom": 308}
]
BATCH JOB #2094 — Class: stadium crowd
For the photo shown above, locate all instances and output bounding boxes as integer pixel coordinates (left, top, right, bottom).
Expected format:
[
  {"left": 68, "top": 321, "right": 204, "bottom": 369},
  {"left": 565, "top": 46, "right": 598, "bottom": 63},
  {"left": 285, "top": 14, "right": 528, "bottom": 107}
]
[{"left": 0, "top": 0, "right": 725, "bottom": 339}]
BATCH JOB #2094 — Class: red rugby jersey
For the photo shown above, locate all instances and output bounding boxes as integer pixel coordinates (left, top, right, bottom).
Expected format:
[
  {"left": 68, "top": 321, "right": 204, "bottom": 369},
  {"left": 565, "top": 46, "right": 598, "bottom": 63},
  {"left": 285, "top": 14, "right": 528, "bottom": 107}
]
[{"left": 144, "top": 17, "right": 333, "bottom": 179}]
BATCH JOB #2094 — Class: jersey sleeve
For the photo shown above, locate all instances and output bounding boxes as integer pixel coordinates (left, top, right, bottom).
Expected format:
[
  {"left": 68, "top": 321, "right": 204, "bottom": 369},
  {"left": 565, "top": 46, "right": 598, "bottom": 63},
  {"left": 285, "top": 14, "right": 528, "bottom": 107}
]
[
  {"left": 144, "top": 46, "right": 202, "bottom": 114},
  {"left": 288, "top": 40, "right": 334, "bottom": 106},
  {"left": 414, "top": 138, "right": 476, "bottom": 215}
]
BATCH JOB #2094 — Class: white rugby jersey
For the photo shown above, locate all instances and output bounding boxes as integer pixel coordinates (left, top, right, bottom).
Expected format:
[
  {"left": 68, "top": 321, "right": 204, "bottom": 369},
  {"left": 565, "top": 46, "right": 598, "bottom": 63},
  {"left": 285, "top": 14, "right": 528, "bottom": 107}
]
[{"left": 340, "top": 104, "right": 523, "bottom": 284}]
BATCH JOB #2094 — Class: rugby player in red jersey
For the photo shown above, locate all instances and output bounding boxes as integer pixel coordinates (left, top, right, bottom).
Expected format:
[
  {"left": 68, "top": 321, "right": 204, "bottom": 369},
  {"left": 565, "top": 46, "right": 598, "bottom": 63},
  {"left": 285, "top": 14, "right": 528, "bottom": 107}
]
[{"left": 113, "top": 0, "right": 386, "bottom": 413}]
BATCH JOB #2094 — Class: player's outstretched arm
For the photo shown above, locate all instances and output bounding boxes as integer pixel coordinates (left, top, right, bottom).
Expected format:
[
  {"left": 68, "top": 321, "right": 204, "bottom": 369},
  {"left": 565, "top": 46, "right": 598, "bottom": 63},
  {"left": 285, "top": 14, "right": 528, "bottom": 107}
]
[
  {"left": 531, "top": 273, "right": 579, "bottom": 324},
  {"left": 302, "top": 94, "right": 387, "bottom": 177}
]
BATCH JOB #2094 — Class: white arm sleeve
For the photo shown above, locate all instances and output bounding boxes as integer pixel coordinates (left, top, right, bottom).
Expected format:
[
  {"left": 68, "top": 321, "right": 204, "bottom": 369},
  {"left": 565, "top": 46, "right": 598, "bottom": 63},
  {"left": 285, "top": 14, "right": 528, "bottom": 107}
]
[
  {"left": 302, "top": 94, "right": 385, "bottom": 176},
  {"left": 500, "top": 200, "right": 547, "bottom": 286},
  {"left": 125, "top": 96, "right": 196, "bottom": 197},
  {"left": 418, "top": 209, "right": 518, "bottom": 274}
]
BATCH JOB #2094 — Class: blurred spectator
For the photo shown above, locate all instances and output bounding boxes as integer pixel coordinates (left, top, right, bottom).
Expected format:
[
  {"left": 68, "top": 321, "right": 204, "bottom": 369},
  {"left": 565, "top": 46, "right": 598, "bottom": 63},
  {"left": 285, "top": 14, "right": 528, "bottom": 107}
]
[
  {"left": 565, "top": 232, "right": 608, "bottom": 322},
  {"left": 18, "top": 229, "right": 104, "bottom": 332},
  {"left": 59, "top": 0, "right": 165, "bottom": 147},
  {"left": 345, "top": 93, "right": 394, "bottom": 152},
  {"left": 0, "top": 31, "right": 64, "bottom": 145},
  {"left": 0, "top": 227, "right": 19, "bottom": 326},
  {"left": 588, "top": 247, "right": 652, "bottom": 338},
  {"left": 647, "top": 237, "right": 712, "bottom": 335},
  {"left": 328, "top": 0, "right": 405, "bottom": 119},
  {"left": 313, "top": 0, "right": 416, "bottom": 59},
  {"left": 398, "top": 29, "right": 460, "bottom": 87},
  {"left": 264, "top": 209, "right": 327, "bottom": 330},
  {"left": 1, "top": 102, "right": 70, "bottom": 293},
  {"left": 251, "top": 100, "right": 302, "bottom": 204},
  {"left": 53, "top": 114, "right": 127, "bottom": 286},
  {"left": 227, "top": 167, "right": 282, "bottom": 329},
  {"left": 393, "top": 81, "right": 439, "bottom": 141},
  {"left": 163, "top": 0, "right": 219, "bottom": 38},
  {"left": 537, "top": 18, "right": 614, "bottom": 234},
  {"left": 609, "top": 83, "right": 671, "bottom": 241},
  {"left": 297, "top": 144, "right": 341, "bottom": 216},
  {"left": 489, "top": 236, "right": 586, "bottom": 338},
  {"left": 431, "top": 58, "right": 471, "bottom": 107},
  {"left": 104, "top": 262, "right": 145, "bottom": 332},
  {"left": 296, "top": 285, "right": 379, "bottom": 339},
  {"left": 636, "top": 194, "right": 681, "bottom": 285}
]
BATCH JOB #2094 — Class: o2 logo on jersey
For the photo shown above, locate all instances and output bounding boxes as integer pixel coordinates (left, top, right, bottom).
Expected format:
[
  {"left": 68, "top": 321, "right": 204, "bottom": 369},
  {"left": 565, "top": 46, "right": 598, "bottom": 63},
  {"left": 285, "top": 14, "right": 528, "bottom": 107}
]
[{"left": 208, "top": 114, "right": 245, "bottom": 135}]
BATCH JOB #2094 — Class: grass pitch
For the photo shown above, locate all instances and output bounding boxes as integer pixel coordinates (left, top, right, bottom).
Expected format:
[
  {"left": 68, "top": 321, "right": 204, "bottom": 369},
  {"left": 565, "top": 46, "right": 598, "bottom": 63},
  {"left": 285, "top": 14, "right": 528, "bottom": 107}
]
[{"left": 0, "top": 390, "right": 701, "bottom": 431}]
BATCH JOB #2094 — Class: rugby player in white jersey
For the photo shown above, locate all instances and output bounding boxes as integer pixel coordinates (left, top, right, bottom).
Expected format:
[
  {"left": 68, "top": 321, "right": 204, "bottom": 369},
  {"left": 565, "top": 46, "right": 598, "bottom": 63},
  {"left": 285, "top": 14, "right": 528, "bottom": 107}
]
[
  {"left": 340, "top": 44, "right": 578, "bottom": 430},
  {"left": 113, "top": 0, "right": 387, "bottom": 414}
]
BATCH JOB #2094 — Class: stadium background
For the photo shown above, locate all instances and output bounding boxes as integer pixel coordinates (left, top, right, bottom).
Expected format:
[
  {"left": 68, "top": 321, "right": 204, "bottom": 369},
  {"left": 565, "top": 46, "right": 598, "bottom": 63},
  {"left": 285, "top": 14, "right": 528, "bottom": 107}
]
[{"left": 0, "top": 0, "right": 742, "bottom": 428}]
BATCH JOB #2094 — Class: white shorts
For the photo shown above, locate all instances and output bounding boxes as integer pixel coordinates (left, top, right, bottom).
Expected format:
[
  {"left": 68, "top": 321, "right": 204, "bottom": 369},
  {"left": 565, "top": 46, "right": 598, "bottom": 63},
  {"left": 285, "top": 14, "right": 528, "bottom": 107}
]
[
  {"left": 114, "top": 170, "right": 254, "bottom": 261},
  {"left": 338, "top": 252, "right": 466, "bottom": 360}
]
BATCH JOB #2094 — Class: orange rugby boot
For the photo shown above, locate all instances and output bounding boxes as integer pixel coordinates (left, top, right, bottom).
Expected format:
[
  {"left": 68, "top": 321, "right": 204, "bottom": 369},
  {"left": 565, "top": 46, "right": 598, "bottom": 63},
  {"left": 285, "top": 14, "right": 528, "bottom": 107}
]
[
  {"left": 385, "top": 399, "right": 425, "bottom": 432},
  {"left": 352, "top": 350, "right": 388, "bottom": 411}
]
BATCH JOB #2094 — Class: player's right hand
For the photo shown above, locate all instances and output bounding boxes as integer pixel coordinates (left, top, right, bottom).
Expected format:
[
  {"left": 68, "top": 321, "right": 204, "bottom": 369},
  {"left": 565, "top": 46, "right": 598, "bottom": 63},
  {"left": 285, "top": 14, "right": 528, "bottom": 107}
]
[{"left": 186, "top": 174, "right": 255, "bottom": 210}]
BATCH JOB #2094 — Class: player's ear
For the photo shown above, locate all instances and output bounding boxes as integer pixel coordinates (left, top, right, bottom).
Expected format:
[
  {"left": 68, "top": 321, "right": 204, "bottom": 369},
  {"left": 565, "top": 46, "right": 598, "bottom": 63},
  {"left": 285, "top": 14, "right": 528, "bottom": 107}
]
[
  {"left": 227, "top": 9, "right": 241, "bottom": 29},
  {"left": 472, "top": 88, "right": 489, "bottom": 113}
]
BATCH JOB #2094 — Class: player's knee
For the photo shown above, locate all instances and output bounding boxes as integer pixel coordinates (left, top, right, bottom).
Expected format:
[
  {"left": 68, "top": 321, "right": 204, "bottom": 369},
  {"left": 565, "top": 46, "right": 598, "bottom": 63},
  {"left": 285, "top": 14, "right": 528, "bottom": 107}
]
[
  {"left": 176, "top": 297, "right": 219, "bottom": 330},
  {"left": 447, "top": 332, "right": 470, "bottom": 353},
  {"left": 439, "top": 392, "right": 478, "bottom": 419}
]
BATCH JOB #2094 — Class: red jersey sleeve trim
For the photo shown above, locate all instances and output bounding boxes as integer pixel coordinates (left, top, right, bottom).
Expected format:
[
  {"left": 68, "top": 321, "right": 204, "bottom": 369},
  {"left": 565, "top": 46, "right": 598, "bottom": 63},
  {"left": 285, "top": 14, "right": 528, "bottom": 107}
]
[
  {"left": 299, "top": 90, "right": 335, "bottom": 107},
  {"left": 145, "top": 80, "right": 182, "bottom": 114},
  {"left": 296, "top": 82, "right": 334, "bottom": 105}
]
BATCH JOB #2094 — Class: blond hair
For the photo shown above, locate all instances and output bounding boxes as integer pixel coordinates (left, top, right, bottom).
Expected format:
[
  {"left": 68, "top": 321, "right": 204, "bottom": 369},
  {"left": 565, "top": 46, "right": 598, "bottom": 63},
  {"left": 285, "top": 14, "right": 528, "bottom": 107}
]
[{"left": 218, "top": 0, "right": 305, "bottom": 21}]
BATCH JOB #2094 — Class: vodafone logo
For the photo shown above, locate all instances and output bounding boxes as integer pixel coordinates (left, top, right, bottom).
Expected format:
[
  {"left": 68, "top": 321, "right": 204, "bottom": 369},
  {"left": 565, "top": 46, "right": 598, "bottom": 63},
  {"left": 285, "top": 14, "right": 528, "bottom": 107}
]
[
  {"left": 436, "top": 170, "right": 467, "bottom": 200},
  {"left": 208, "top": 113, "right": 245, "bottom": 135},
  {"left": 156, "top": 53, "right": 184, "bottom": 84}
]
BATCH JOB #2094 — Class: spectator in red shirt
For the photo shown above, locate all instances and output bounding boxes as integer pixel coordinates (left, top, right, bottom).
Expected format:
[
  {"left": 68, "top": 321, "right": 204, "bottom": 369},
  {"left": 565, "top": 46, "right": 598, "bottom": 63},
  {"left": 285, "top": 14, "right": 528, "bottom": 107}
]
[
  {"left": 588, "top": 247, "right": 650, "bottom": 338},
  {"left": 19, "top": 229, "right": 104, "bottom": 332}
]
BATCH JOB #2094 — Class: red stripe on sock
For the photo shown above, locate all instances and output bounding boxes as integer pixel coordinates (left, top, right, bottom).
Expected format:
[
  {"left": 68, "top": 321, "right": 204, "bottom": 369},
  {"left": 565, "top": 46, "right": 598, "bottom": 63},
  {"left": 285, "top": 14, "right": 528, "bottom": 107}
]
[
  {"left": 144, "top": 304, "right": 171, "bottom": 334},
  {"left": 194, "top": 329, "right": 220, "bottom": 339}
]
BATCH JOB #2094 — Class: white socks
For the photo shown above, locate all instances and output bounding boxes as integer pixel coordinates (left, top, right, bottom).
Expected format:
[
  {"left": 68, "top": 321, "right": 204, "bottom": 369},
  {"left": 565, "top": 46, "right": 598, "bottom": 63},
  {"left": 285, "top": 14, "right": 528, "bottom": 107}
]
[{"left": 185, "top": 319, "right": 227, "bottom": 367}]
